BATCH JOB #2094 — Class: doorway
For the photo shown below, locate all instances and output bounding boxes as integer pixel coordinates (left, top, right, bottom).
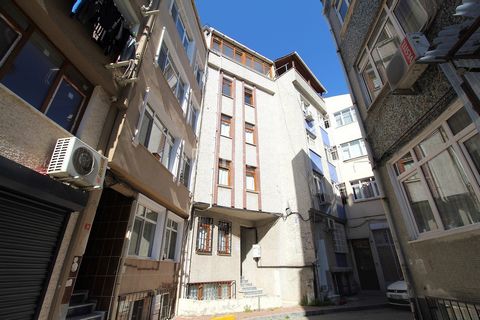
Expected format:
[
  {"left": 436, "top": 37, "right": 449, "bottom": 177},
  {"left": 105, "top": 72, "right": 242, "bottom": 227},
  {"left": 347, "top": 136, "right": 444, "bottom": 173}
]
[
  {"left": 351, "top": 239, "right": 380, "bottom": 290},
  {"left": 240, "top": 227, "right": 256, "bottom": 278}
]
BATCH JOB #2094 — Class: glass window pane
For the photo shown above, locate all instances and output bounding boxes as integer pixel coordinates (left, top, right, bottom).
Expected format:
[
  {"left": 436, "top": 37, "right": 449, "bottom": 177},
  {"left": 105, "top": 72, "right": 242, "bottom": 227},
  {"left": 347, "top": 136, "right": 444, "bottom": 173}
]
[
  {"left": 402, "top": 173, "right": 438, "bottom": 233},
  {"left": 447, "top": 107, "right": 472, "bottom": 135},
  {"left": 0, "top": 18, "right": 20, "bottom": 65},
  {"left": 129, "top": 218, "right": 143, "bottom": 255},
  {"left": 361, "top": 58, "right": 383, "bottom": 101},
  {"left": 253, "top": 59, "right": 263, "bottom": 73},
  {"left": 464, "top": 133, "right": 480, "bottom": 175},
  {"left": 212, "top": 38, "right": 221, "bottom": 52},
  {"left": 246, "top": 174, "right": 255, "bottom": 190},
  {"left": 342, "top": 109, "right": 353, "bottom": 125},
  {"left": 221, "top": 121, "right": 230, "bottom": 137},
  {"left": 244, "top": 90, "right": 253, "bottom": 105},
  {"left": 338, "top": 0, "right": 349, "bottom": 20},
  {"left": 1, "top": 32, "right": 63, "bottom": 109},
  {"left": 394, "top": 0, "right": 428, "bottom": 34},
  {"left": 349, "top": 140, "right": 362, "bottom": 158},
  {"left": 372, "top": 19, "right": 400, "bottom": 82},
  {"left": 245, "top": 130, "right": 254, "bottom": 144},
  {"left": 158, "top": 45, "right": 168, "bottom": 70},
  {"left": 148, "top": 119, "right": 162, "bottom": 153},
  {"left": 222, "top": 79, "right": 231, "bottom": 96},
  {"left": 223, "top": 43, "right": 234, "bottom": 58},
  {"left": 139, "top": 221, "right": 156, "bottom": 257},
  {"left": 145, "top": 209, "right": 158, "bottom": 222},
  {"left": 335, "top": 113, "right": 343, "bottom": 127},
  {"left": 139, "top": 109, "right": 153, "bottom": 147},
  {"left": 168, "top": 229, "right": 177, "bottom": 259},
  {"left": 235, "top": 50, "right": 243, "bottom": 63},
  {"left": 394, "top": 152, "right": 415, "bottom": 176},
  {"left": 218, "top": 167, "right": 229, "bottom": 185},
  {"left": 45, "top": 78, "right": 84, "bottom": 131},
  {"left": 414, "top": 128, "right": 447, "bottom": 160},
  {"left": 421, "top": 148, "right": 480, "bottom": 229}
]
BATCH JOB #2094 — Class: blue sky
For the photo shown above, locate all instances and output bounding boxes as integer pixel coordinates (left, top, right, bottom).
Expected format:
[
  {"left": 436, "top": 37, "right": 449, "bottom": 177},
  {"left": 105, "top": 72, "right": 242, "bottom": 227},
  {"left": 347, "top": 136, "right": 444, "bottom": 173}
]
[{"left": 195, "top": 0, "right": 349, "bottom": 97}]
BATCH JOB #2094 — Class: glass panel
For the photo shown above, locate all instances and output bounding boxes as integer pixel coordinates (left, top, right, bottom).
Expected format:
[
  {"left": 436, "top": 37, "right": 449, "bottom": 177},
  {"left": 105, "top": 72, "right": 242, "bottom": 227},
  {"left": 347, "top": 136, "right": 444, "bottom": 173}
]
[
  {"left": 394, "top": 0, "right": 428, "bottom": 33},
  {"left": 414, "top": 128, "right": 447, "bottom": 160},
  {"left": 45, "top": 78, "right": 84, "bottom": 131},
  {"left": 175, "top": 18, "right": 186, "bottom": 44},
  {"left": 253, "top": 59, "right": 263, "bottom": 73},
  {"left": 212, "top": 39, "right": 221, "bottom": 52},
  {"left": 148, "top": 119, "right": 162, "bottom": 153},
  {"left": 246, "top": 174, "right": 255, "bottom": 190},
  {"left": 371, "top": 18, "right": 400, "bottom": 82},
  {"left": 245, "top": 129, "right": 254, "bottom": 144},
  {"left": 0, "top": 18, "right": 20, "bottom": 64},
  {"left": 421, "top": 148, "right": 480, "bottom": 229},
  {"left": 223, "top": 43, "right": 234, "bottom": 58},
  {"left": 145, "top": 209, "right": 158, "bottom": 222},
  {"left": 168, "top": 229, "right": 177, "bottom": 259},
  {"left": 349, "top": 140, "right": 362, "bottom": 158},
  {"left": 158, "top": 45, "right": 168, "bottom": 70},
  {"left": 342, "top": 109, "right": 353, "bottom": 125},
  {"left": 361, "top": 58, "right": 383, "bottom": 101},
  {"left": 402, "top": 173, "right": 438, "bottom": 233},
  {"left": 222, "top": 79, "right": 231, "bottom": 96},
  {"left": 220, "top": 121, "right": 230, "bottom": 137},
  {"left": 447, "top": 107, "right": 472, "bottom": 135},
  {"left": 1, "top": 32, "right": 63, "bottom": 109},
  {"left": 218, "top": 167, "right": 229, "bottom": 185},
  {"left": 338, "top": 0, "right": 349, "bottom": 20},
  {"left": 139, "top": 221, "right": 155, "bottom": 257},
  {"left": 138, "top": 109, "right": 153, "bottom": 147},
  {"left": 244, "top": 90, "right": 253, "bottom": 105},
  {"left": 129, "top": 218, "right": 142, "bottom": 255},
  {"left": 235, "top": 50, "right": 243, "bottom": 63},
  {"left": 464, "top": 133, "right": 480, "bottom": 174},
  {"left": 394, "top": 152, "right": 415, "bottom": 175},
  {"left": 335, "top": 113, "right": 343, "bottom": 127}
]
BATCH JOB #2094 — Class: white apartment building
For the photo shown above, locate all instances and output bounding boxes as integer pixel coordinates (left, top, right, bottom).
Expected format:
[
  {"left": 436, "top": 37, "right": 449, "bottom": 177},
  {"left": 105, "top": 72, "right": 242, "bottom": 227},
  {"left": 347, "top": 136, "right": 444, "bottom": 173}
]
[
  {"left": 177, "top": 29, "right": 348, "bottom": 316},
  {"left": 324, "top": 94, "right": 403, "bottom": 293}
]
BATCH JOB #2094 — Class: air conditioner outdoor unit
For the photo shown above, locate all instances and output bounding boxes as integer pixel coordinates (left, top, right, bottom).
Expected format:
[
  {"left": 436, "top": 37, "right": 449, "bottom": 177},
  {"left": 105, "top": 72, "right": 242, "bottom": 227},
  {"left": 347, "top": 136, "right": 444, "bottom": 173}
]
[
  {"left": 386, "top": 33, "right": 430, "bottom": 91},
  {"left": 47, "top": 137, "right": 108, "bottom": 189},
  {"left": 327, "top": 218, "right": 336, "bottom": 231}
]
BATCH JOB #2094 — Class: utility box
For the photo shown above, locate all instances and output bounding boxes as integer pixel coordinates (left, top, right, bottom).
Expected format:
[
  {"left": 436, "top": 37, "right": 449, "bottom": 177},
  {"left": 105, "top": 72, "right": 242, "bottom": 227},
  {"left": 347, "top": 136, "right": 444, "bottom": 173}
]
[{"left": 252, "top": 244, "right": 261, "bottom": 259}]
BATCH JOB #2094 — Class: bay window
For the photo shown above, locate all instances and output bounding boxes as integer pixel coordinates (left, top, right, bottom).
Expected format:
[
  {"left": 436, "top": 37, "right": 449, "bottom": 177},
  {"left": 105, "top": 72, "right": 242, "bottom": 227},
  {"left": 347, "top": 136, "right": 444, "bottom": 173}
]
[
  {"left": 392, "top": 104, "right": 480, "bottom": 237},
  {"left": 351, "top": 177, "right": 380, "bottom": 200},
  {"left": 357, "top": 0, "right": 428, "bottom": 105}
]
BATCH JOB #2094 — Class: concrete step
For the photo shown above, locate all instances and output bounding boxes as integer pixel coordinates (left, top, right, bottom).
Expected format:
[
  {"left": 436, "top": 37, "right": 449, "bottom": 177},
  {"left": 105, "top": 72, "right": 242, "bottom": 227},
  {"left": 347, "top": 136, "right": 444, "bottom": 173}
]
[
  {"left": 240, "top": 288, "right": 263, "bottom": 295},
  {"left": 67, "top": 302, "right": 97, "bottom": 318},
  {"left": 240, "top": 285, "right": 257, "bottom": 291},
  {"left": 70, "top": 290, "right": 89, "bottom": 304},
  {"left": 67, "top": 311, "right": 106, "bottom": 320}
]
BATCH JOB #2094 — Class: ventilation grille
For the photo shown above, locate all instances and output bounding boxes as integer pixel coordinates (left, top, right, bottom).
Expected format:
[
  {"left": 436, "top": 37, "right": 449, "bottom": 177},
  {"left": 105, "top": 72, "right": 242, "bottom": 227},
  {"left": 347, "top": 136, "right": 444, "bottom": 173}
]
[{"left": 47, "top": 138, "right": 71, "bottom": 173}]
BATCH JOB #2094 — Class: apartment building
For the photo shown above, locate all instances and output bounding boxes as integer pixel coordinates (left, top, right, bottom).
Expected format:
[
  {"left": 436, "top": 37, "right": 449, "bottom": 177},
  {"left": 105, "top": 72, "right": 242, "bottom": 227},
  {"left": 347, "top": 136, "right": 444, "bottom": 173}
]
[
  {"left": 176, "top": 28, "right": 349, "bottom": 316},
  {"left": 325, "top": 94, "right": 402, "bottom": 293},
  {"left": 322, "top": 0, "right": 480, "bottom": 318},
  {"left": 0, "top": 0, "right": 206, "bottom": 319}
]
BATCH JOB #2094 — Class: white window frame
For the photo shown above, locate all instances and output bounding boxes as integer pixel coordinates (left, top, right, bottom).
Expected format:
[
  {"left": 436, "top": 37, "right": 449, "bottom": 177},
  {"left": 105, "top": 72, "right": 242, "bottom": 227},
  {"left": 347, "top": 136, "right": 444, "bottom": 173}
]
[
  {"left": 179, "top": 152, "right": 191, "bottom": 188},
  {"left": 0, "top": 14, "right": 22, "bottom": 67},
  {"left": 341, "top": 138, "right": 368, "bottom": 160},
  {"left": 356, "top": 0, "right": 428, "bottom": 107},
  {"left": 334, "top": 107, "right": 356, "bottom": 127},
  {"left": 161, "top": 212, "right": 184, "bottom": 262},
  {"left": 389, "top": 100, "right": 480, "bottom": 240},
  {"left": 351, "top": 177, "right": 380, "bottom": 201},
  {"left": 127, "top": 195, "right": 167, "bottom": 260},
  {"left": 170, "top": 0, "right": 195, "bottom": 64},
  {"left": 334, "top": 0, "right": 350, "bottom": 24}
]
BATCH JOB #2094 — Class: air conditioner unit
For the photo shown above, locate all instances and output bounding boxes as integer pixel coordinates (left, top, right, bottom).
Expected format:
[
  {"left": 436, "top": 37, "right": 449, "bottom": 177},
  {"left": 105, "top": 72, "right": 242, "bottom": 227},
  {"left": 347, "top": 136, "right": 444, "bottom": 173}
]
[
  {"left": 304, "top": 110, "right": 314, "bottom": 121},
  {"left": 386, "top": 33, "right": 430, "bottom": 91},
  {"left": 252, "top": 244, "right": 261, "bottom": 259},
  {"left": 47, "top": 137, "right": 108, "bottom": 189},
  {"left": 327, "top": 218, "right": 336, "bottom": 231}
]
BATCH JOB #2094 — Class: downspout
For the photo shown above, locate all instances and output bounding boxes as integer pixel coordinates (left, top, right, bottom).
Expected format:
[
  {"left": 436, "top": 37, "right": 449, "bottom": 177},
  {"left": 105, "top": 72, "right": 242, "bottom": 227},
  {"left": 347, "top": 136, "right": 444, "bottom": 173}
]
[{"left": 323, "top": 22, "right": 422, "bottom": 318}]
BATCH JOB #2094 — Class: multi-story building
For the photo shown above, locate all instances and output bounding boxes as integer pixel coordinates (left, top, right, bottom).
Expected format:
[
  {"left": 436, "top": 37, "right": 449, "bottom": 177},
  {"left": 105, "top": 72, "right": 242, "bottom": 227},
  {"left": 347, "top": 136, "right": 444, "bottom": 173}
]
[
  {"left": 322, "top": 0, "right": 480, "bottom": 317},
  {"left": 177, "top": 28, "right": 349, "bottom": 316},
  {"left": 325, "top": 94, "right": 403, "bottom": 293},
  {"left": 0, "top": 0, "right": 206, "bottom": 319}
]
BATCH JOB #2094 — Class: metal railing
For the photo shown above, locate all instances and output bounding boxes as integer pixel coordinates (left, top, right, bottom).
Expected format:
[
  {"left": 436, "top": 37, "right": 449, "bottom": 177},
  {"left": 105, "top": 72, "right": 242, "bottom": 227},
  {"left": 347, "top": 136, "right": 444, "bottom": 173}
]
[
  {"left": 187, "top": 280, "right": 236, "bottom": 300},
  {"left": 425, "top": 297, "right": 480, "bottom": 320}
]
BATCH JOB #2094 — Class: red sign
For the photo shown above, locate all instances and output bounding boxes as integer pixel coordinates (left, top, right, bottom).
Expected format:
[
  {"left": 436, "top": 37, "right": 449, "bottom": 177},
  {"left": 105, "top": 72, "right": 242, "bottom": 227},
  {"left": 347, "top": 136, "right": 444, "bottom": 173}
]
[{"left": 400, "top": 37, "right": 416, "bottom": 66}]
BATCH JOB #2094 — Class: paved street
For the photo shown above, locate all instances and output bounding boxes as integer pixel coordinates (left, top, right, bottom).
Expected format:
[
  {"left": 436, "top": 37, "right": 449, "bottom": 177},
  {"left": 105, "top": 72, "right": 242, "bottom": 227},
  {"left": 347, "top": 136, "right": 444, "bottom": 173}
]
[{"left": 301, "top": 308, "right": 413, "bottom": 320}]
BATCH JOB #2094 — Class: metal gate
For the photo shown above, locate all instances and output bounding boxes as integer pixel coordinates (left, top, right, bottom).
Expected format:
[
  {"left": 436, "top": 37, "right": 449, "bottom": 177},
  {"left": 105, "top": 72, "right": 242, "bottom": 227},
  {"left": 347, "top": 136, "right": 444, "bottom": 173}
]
[{"left": 0, "top": 187, "right": 69, "bottom": 319}]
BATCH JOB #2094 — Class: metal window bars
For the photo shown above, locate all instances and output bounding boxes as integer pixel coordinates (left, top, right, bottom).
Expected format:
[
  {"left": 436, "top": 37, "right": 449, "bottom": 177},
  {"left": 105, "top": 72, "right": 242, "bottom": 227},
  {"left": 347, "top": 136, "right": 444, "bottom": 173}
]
[{"left": 187, "top": 281, "right": 236, "bottom": 300}]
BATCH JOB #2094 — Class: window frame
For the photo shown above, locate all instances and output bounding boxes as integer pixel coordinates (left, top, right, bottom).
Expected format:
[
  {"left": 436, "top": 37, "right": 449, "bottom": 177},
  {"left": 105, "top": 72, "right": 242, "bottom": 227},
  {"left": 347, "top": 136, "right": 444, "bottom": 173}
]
[
  {"left": 222, "top": 77, "right": 233, "bottom": 98},
  {"left": 245, "top": 122, "right": 255, "bottom": 145},
  {"left": 0, "top": 8, "right": 92, "bottom": 133},
  {"left": 390, "top": 101, "right": 480, "bottom": 239},
  {"left": 244, "top": 87, "right": 254, "bottom": 106},
  {"left": 196, "top": 216, "right": 213, "bottom": 254},
  {"left": 170, "top": 1, "right": 194, "bottom": 64},
  {"left": 341, "top": 138, "right": 368, "bottom": 161},
  {"left": 350, "top": 177, "right": 380, "bottom": 201},
  {"left": 246, "top": 166, "right": 258, "bottom": 192},
  {"left": 158, "top": 41, "right": 189, "bottom": 106},
  {"left": 218, "top": 159, "right": 231, "bottom": 187},
  {"left": 334, "top": 0, "right": 351, "bottom": 24},
  {"left": 161, "top": 212, "right": 184, "bottom": 262},
  {"left": 217, "top": 220, "right": 232, "bottom": 255},
  {"left": 334, "top": 107, "right": 356, "bottom": 127},
  {"left": 220, "top": 114, "right": 232, "bottom": 138}
]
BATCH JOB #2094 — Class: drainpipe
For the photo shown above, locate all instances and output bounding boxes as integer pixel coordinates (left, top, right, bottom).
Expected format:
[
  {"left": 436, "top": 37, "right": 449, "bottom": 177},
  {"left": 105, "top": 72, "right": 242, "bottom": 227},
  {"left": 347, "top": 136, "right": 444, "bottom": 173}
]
[{"left": 324, "top": 23, "right": 422, "bottom": 318}]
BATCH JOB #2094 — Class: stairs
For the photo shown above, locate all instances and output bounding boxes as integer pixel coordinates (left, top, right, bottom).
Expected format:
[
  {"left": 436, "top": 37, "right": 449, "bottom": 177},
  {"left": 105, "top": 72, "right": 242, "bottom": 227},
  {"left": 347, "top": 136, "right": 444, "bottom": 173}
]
[
  {"left": 67, "top": 290, "right": 106, "bottom": 320},
  {"left": 239, "top": 276, "right": 264, "bottom": 298}
]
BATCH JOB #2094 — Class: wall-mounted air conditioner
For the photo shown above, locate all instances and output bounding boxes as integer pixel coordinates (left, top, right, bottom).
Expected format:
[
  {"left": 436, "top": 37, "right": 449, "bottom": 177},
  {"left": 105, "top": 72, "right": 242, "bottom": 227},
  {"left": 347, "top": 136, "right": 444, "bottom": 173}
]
[
  {"left": 386, "top": 33, "right": 430, "bottom": 91},
  {"left": 47, "top": 137, "right": 108, "bottom": 189}
]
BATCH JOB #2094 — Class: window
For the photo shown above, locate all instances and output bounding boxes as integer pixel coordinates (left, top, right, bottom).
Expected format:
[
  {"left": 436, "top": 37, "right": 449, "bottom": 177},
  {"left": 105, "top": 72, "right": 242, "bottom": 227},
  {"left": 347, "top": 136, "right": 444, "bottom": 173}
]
[
  {"left": 313, "top": 172, "right": 325, "bottom": 195},
  {"left": 332, "top": 223, "right": 348, "bottom": 253},
  {"left": 196, "top": 217, "right": 213, "bottom": 254},
  {"left": 187, "top": 281, "right": 234, "bottom": 300},
  {"left": 245, "top": 123, "right": 255, "bottom": 144},
  {"left": 222, "top": 78, "right": 232, "bottom": 97},
  {"left": 351, "top": 177, "right": 380, "bottom": 200},
  {"left": 186, "top": 102, "right": 199, "bottom": 132},
  {"left": 334, "top": 0, "right": 350, "bottom": 23},
  {"left": 334, "top": 107, "right": 356, "bottom": 127},
  {"left": 393, "top": 106, "right": 480, "bottom": 236},
  {"left": 152, "top": 293, "right": 170, "bottom": 320},
  {"left": 323, "top": 115, "right": 330, "bottom": 129},
  {"left": 129, "top": 204, "right": 160, "bottom": 258},
  {"left": 138, "top": 105, "right": 176, "bottom": 170},
  {"left": 341, "top": 139, "right": 367, "bottom": 160},
  {"left": 162, "top": 215, "right": 182, "bottom": 261},
  {"left": 244, "top": 88, "right": 253, "bottom": 106},
  {"left": 246, "top": 166, "right": 257, "bottom": 191},
  {"left": 218, "top": 159, "right": 231, "bottom": 186},
  {"left": 337, "top": 182, "right": 348, "bottom": 204},
  {"left": 158, "top": 44, "right": 188, "bottom": 105},
  {"left": 179, "top": 153, "right": 191, "bottom": 188},
  {"left": 170, "top": 1, "right": 194, "bottom": 62},
  {"left": 331, "top": 146, "right": 339, "bottom": 161},
  {"left": 357, "top": 0, "right": 428, "bottom": 104},
  {"left": 0, "top": 10, "right": 92, "bottom": 132},
  {"left": 217, "top": 221, "right": 232, "bottom": 255},
  {"left": 194, "top": 63, "right": 204, "bottom": 88},
  {"left": 220, "top": 114, "right": 232, "bottom": 137}
]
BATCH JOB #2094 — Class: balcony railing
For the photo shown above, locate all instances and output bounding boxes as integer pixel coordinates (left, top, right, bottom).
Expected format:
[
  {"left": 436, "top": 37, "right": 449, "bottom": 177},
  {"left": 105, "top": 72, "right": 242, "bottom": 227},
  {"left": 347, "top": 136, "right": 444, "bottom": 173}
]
[{"left": 425, "top": 296, "right": 480, "bottom": 320}]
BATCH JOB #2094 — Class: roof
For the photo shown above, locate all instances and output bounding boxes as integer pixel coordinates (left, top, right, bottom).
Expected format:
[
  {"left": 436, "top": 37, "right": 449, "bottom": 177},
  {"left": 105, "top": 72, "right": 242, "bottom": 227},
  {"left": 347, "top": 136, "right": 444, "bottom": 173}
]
[{"left": 274, "top": 52, "right": 327, "bottom": 94}]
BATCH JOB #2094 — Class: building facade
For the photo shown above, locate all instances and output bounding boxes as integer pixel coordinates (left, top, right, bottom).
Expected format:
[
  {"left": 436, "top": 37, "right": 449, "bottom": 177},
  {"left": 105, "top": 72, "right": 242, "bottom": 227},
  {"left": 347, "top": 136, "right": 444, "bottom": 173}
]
[
  {"left": 325, "top": 94, "right": 403, "bottom": 293},
  {"left": 0, "top": 0, "right": 206, "bottom": 319},
  {"left": 177, "top": 28, "right": 349, "bottom": 316},
  {"left": 322, "top": 0, "right": 480, "bottom": 317}
]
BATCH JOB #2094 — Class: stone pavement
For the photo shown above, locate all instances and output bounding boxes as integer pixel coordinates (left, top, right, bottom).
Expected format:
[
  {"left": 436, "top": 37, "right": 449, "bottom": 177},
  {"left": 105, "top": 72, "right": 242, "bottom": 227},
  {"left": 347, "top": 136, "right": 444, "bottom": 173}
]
[{"left": 174, "top": 292, "right": 400, "bottom": 320}]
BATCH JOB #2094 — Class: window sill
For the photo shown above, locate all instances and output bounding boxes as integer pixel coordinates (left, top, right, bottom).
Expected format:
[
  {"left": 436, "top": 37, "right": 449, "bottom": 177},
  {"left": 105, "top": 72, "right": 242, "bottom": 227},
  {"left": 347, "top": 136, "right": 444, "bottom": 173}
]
[
  {"left": 245, "top": 103, "right": 255, "bottom": 108},
  {"left": 217, "top": 252, "right": 232, "bottom": 256},
  {"left": 352, "top": 196, "right": 382, "bottom": 203},
  {"left": 222, "top": 93, "right": 233, "bottom": 99},
  {"left": 218, "top": 184, "right": 232, "bottom": 189},
  {"left": 220, "top": 134, "right": 232, "bottom": 139},
  {"left": 126, "top": 255, "right": 160, "bottom": 261},
  {"left": 245, "top": 142, "right": 256, "bottom": 147},
  {"left": 343, "top": 155, "right": 369, "bottom": 162},
  {"left": 196, "top": 250, "right": 212, "bottom": 255},
  {"left": 246, "top": 189, "right": 259, "bottom": 194},
  {"left": 408, "top": 222, "right": 480, "bottom": 244}
]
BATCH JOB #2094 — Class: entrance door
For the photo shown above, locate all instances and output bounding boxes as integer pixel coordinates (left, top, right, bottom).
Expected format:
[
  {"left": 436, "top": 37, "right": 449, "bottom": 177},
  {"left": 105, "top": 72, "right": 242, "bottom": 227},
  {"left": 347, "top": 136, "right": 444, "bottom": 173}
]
[
  {"left": 372, "top": 229, "right": 403, "bottom": 284},
  {"left": 351, "top": 239, "right": 380, "bottom": 290},
  {"left": 240, "top": 227, "right": 256, "bottom": 278}
]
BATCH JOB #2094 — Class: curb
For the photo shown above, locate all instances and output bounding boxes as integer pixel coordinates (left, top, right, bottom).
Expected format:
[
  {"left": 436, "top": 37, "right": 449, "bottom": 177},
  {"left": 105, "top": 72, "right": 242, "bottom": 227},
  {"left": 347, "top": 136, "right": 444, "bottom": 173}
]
[{"left": 243, "top": 303, "right": 390, "bottom": 319}]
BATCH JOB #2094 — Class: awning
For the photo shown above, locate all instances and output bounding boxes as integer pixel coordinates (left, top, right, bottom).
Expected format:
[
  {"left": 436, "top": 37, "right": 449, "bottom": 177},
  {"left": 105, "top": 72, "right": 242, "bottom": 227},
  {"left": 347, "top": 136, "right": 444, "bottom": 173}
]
[{"left": 193, "top": 203, "right": 281, "bottom": 222}]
